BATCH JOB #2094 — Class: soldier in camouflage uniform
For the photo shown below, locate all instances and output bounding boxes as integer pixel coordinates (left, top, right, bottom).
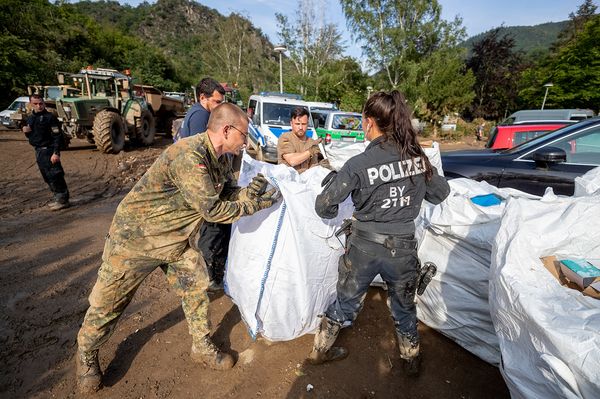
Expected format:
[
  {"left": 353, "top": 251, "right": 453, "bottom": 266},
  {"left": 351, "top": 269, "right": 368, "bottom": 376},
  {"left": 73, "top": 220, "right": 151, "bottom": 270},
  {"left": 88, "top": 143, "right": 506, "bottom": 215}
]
[{"left": 76, "top": 103, "right": 277, "bottom": 394}]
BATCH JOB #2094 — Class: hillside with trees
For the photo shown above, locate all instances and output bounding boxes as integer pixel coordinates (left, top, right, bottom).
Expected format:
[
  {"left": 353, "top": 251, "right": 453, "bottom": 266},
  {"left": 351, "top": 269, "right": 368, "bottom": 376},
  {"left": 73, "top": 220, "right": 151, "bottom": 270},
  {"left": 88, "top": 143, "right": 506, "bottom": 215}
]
[
  {"left": 1, "top": 0, "right": 597, "bottom": 130},
  {"left": 461, "top": 21, "right": 569, "bottom": 58}
]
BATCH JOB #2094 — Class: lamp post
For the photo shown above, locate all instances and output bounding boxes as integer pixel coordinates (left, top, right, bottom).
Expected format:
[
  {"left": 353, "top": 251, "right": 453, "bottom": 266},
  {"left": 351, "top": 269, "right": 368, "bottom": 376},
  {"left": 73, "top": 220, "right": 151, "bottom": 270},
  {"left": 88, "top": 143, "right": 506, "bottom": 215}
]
[
  {"left": 366, "top": 86, "right": 373, "bottom": 99},
  {"left": 273, "top": 45, "right": 287, "bottom": 93},
  {"left": 541, "top": 83, "right": 553, "bottom": 110}
]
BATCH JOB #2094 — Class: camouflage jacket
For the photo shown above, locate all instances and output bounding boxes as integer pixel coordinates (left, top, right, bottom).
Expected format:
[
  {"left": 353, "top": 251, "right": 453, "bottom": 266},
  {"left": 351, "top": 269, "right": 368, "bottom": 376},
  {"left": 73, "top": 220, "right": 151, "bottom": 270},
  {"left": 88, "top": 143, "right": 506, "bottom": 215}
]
[{"left": 109, "top": 132, "right": 253, "bottom": 261}]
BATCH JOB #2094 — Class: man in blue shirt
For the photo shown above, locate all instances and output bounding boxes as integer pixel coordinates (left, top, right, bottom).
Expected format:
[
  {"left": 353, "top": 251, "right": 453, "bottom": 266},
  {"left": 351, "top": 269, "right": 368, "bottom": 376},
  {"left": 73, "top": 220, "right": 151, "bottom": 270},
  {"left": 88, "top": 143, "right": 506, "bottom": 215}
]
[
  {"left": 178, "top": 78, "right": 225, "bottom": 140},
  {"left": 178, "top": 78, "right": 231, "bottom": 291}
]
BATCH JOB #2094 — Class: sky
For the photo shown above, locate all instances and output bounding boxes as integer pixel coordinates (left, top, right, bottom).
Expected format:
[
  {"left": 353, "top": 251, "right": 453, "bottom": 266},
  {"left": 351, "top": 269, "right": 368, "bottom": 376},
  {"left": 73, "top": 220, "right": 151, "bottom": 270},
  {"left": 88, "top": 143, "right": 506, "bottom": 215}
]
[{"left": 120, "top": 0, "right": 583, "bottom": 58}]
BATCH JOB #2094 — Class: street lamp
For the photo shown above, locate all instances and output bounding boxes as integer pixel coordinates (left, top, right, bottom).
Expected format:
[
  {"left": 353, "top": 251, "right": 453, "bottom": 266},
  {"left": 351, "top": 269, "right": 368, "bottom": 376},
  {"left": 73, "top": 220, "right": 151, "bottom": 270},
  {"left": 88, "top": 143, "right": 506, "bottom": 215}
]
[
  {"left": 541, "top": 83, "right": 553, "bottom": 110},
  {"left": 366, "top": 86, "right": 373, "bottom": 99},
  {"left": 273, "top": 45, "right": 287, "bottom": 93}
]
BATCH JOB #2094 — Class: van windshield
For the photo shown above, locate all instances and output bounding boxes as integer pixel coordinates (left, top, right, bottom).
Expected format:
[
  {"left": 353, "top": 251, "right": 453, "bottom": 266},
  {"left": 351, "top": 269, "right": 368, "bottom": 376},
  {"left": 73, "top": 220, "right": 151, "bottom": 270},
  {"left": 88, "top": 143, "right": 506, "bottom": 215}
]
[
  {"left": 8, "top": 101, "right": 26, "bottom": 111},
  {"left": 262, "top": 103, "right": 313, "bottom": 127}
]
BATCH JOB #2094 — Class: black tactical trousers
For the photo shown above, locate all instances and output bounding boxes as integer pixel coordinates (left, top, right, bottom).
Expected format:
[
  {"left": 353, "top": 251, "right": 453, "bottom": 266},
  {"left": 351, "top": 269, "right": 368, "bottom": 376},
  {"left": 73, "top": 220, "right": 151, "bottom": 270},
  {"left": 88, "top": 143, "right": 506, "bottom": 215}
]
[
  {"left": 325, "top": 234, "right": 420, "bottom": 340},
  {"left": 197, "top": 222, "right": 232, "bottom": 284},
  {"left": 35, "top": 147, "right": 69, "bottom": 203}
]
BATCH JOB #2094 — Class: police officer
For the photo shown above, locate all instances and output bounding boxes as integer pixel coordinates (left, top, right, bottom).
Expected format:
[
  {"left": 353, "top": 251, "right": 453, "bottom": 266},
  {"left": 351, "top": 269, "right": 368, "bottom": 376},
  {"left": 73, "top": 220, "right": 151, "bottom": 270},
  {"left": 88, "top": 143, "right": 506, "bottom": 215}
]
[
  {"left": 23, "top": 94, "right": 69, "bottom": 210},
  {"left": 307, "top": 91, "right": 450, "bottom": 375},
  {"left": 76, "top": 103, "right": 278, "bottom": 393}
]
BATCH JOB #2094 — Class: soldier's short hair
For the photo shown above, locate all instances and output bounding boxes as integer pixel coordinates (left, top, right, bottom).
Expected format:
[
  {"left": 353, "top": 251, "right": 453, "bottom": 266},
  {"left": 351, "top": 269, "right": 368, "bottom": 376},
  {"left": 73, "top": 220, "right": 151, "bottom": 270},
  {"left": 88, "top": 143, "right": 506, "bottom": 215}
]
[
  {"left": 207, "top": 103, "right": 246, "bottom": 132},
  {"left": 30, "top": 93, "right": 44, "bottom": 101}
]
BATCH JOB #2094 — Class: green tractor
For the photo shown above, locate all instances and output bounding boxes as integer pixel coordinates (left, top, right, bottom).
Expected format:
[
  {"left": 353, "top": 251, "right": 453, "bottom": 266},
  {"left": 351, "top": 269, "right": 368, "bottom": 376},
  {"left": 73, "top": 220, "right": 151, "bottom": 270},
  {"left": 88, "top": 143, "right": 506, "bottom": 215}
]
[{"left": 55, "top": 68, "right": 155, "bottom": 154}]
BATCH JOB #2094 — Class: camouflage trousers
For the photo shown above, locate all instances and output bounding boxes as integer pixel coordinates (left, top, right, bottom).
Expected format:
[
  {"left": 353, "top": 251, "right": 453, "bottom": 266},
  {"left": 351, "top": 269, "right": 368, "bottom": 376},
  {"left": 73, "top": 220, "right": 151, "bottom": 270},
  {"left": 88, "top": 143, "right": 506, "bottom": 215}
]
[{"left": 77, "top": 238, "right": 210, "bottom": 353}]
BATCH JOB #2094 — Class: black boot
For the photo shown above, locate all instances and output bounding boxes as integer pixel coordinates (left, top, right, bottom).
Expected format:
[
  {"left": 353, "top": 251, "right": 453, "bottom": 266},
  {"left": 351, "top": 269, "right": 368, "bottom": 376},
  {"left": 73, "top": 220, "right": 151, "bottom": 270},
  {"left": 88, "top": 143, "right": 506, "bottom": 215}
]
[{"left": 307, "top": 316, "right": 348, "bottom": 365}]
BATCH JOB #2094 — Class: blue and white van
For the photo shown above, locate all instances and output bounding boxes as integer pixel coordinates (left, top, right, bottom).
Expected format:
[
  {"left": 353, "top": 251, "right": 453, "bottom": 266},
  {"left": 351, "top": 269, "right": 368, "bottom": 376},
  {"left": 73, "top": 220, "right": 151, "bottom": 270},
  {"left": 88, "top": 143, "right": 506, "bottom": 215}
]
[{"left": 246, "top": 94, "right": 316, "bottom": 163}]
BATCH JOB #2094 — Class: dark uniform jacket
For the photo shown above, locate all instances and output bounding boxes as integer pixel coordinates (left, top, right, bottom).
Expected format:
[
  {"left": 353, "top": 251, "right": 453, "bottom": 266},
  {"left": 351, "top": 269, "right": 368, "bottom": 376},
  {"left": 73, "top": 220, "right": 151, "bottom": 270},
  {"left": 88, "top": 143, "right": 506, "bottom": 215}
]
[
  {"left": 26, "top": 109, "right": 62, "bottom": 154},
  {"left": 316, "top": 136, "right": 450, "bottom": 236}
]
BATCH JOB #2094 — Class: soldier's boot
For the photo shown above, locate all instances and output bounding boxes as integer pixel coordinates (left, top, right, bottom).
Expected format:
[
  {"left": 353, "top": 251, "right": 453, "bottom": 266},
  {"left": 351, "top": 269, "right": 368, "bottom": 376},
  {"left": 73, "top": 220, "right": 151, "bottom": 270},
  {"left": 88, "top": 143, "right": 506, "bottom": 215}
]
[
  {"left": 397, "top": 332, "right": 421, "bottom": 376},
  {"left": 190, "top": 335, "right": 235, "bottom": 370},
  {"left": 76, "top": 349, "right": 102, "bottom": 393},
  {"left": 307, "top": 316, "right": 348, "bottom": 365}
]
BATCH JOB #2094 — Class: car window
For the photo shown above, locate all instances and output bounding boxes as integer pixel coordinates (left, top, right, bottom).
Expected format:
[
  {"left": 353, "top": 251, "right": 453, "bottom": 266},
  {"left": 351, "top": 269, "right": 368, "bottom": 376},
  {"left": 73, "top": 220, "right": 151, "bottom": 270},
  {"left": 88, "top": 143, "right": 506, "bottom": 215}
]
[
  {"left": 311, "top": 111, "right": 328, "bottom": 128},
  {"left": 262, "top": 103, "right": 313, "bottom": 127},
  {"left": 523, "top": 125, "right": 600, "bottom": 165},
  {"left": 8, "top": 101, "right": 25, "bottom": 111},
  {"left": 513, "top": 129, "right": 552, "bottom": 146},
  {"left": 331, "top": 114, "right": 362, "bottom": 130}
]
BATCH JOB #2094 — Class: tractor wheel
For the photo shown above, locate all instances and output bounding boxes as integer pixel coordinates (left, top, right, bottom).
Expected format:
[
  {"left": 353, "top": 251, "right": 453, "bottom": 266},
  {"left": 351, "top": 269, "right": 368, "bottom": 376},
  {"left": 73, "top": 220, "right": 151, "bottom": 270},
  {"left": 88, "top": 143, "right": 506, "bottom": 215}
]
[
  {"left": 134, "top": 109, "right": 156, "bottom": 146},
  {"left": 93, "top": 110, "right": 125, "bottom": 154},
  {"left": 164, "top": 115, "right": 175, "bottom": 138}
]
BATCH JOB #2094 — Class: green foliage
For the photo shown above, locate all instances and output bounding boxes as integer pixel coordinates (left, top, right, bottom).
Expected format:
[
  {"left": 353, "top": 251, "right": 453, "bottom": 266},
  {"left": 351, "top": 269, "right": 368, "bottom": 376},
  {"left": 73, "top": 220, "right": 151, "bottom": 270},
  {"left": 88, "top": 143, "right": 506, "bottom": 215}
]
[
  {"left": 461, "top": 22, "right": 569, "bottom": 59},
  {"left": 518, "top": 14, "right": 600, "bottom": 111},
  {"left": 517, "top": 1, "right": 600, "bottom": 112},
  {"left": 467, "top": 28, "right": 525, "bottom": 120}
]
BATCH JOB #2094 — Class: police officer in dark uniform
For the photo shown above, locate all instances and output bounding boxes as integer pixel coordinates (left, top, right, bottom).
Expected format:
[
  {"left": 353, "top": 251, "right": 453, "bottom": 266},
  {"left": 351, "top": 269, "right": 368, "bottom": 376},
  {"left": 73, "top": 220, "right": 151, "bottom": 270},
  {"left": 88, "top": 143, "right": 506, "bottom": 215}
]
[
  {"left": 23, "top": 94, "right": 69, "bottom": 210},
  {"left": 307, "top": 90, "right": 450, "bottom": 375}
]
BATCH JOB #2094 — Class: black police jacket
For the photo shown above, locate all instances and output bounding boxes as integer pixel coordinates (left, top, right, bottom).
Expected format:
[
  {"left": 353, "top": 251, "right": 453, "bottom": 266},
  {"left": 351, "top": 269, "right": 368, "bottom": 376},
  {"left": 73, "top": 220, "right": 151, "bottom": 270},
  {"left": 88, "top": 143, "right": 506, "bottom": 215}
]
[
  {"left": 315, "top": 136, "right": 450, "bottom": 236},
  {"left": 26, "top": 109, "right": 62, "bottom": 155}
]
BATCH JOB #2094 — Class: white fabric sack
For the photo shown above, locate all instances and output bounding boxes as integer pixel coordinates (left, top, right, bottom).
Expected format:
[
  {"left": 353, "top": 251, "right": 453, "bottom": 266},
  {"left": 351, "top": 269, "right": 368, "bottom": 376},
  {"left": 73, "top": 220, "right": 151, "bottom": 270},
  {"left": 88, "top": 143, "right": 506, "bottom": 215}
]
[
  {"left": 489, "top": 193, "right": 600, "bottom": 399},
  {"left": 416, "top": 178, "right": 538, "bottom": 365},
  {"left": 225, "top": 153, "right": 354, "bottom": 341},
  {"left": 574, "top": 166, "right": 600, "bottom": 197}
]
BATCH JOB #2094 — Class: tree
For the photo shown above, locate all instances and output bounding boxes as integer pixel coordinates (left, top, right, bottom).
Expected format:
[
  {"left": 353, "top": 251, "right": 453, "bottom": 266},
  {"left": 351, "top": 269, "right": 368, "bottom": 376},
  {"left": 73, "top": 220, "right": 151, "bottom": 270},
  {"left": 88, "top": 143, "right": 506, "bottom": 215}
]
[
  {"left": 276, "top": 0, "right": 344, "bottom": 98},
  {"left": 467, "top": 28, "right": 525, "bottom": 119},
  {"left": 554, "top": 0, "right": 598, "bottom": 47},
  {"left": 340, "top": 0, "right": 465, "bottom": 88},
  {"left": 518, "top": 2, "right": 600, "bottom": 111}
]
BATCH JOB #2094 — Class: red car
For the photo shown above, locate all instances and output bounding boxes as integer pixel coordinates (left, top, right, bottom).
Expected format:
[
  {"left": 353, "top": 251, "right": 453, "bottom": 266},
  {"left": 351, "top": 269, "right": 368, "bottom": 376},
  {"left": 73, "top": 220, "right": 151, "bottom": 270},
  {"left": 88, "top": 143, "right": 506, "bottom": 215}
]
[{"left": 486, "top": 122, "right": 574, "bottom": 150}]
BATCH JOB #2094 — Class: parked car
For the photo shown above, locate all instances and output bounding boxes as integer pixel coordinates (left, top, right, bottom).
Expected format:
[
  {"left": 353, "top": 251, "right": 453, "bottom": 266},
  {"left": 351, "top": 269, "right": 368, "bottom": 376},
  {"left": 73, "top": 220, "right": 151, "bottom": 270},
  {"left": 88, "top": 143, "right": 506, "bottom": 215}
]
[
  {"left": 246, "top": 93, "right": 316, "bottom": 163},
  {"left": 502, "top": 109, "right": 595, "bottom": 124},
  {"left": 311, "top": 110, "right": 364, "bottom": 143},
  {"left": 486, "top": 121, "right": 574, "bottom": 150},
  {"left": 442, "top": 118, "right": 600, "bottom": 196},
  {"left": 1, "top": 96, "right": 29, "bottom": 129}
]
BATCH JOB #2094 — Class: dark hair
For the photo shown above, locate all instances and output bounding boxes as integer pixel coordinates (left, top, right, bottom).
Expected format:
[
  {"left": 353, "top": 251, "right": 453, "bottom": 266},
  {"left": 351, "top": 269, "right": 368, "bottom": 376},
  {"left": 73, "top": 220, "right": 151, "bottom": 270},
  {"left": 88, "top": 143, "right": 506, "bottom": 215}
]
[
  {"left": 196, "top": 78, "right": 225, "bottom": 99},
  {"left": 363, "top": 90, "right": 433, "bottom": 180},
  {"left": 290, "top": 107, "right": 309, "bottom": 120},
  {"left": 30, "top": 93, "right": 44, "bottom": 101}
]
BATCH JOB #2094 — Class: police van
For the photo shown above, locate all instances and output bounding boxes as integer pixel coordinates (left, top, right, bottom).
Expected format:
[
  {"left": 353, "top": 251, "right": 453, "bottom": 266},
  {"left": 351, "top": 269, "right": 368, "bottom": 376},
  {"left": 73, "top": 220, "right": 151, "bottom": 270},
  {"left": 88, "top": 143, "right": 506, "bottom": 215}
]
[{"left": 246, "top": 93, "right": 317, "bottom": 163}]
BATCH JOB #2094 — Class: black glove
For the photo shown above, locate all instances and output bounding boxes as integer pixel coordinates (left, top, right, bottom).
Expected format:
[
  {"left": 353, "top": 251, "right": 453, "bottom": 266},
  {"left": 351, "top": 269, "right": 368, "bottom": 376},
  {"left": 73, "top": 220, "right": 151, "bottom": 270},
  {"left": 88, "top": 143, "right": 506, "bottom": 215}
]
[{"left": 248, "top": 173, "right": 268, "bottom": 198}]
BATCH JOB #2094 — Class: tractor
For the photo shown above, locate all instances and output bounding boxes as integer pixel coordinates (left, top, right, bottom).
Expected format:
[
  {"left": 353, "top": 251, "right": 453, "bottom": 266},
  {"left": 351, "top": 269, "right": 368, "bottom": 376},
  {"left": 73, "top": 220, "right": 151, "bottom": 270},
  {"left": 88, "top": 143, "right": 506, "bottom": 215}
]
[{"left": 55, "top": 68, "right": 155, "bottom": 154}]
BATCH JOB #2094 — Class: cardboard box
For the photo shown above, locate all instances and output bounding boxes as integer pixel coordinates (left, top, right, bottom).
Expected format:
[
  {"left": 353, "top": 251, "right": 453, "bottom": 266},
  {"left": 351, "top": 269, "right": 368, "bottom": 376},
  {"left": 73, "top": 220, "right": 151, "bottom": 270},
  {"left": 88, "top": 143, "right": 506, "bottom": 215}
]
[
  {"left": 559, "top": 259, "right": 600, "bottom": 289},
  {"left": 540, "top": 256, "right": 600, "bottom": 300}
]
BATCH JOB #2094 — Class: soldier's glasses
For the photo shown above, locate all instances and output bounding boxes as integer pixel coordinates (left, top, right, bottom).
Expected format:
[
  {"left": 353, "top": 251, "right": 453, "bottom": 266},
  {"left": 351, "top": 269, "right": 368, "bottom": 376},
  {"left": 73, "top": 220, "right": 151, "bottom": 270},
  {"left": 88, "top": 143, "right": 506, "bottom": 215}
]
[{"left": 228, "top": 125, "right": 248, "bottom": 140}]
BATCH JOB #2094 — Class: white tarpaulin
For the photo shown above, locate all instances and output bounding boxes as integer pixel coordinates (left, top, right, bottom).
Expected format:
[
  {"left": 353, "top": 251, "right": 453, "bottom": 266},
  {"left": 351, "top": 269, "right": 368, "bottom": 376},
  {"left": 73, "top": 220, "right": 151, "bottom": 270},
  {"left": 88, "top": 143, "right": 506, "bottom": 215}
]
[
  {"left": 415, "top": 179, "right": 538, "bottom": 365},
  {"left": 489, "top": 185, "right": 600, "bottom": 398}
]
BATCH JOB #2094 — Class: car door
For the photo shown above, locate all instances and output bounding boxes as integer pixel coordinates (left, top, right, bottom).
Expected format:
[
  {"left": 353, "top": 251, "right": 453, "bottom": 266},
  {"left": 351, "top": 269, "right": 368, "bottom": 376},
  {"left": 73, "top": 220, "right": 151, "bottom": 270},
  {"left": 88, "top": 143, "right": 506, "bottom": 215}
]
[{"left": 499, "top": 124, "right": 600, "bottom": 196}]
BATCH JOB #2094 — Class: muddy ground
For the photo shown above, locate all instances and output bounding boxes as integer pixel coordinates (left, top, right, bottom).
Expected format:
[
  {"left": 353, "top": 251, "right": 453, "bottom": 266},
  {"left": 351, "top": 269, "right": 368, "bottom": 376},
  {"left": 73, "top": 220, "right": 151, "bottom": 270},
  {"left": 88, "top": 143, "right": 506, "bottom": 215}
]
[{"left": 0, "top": 128, "right": 508, "bottom": 399}]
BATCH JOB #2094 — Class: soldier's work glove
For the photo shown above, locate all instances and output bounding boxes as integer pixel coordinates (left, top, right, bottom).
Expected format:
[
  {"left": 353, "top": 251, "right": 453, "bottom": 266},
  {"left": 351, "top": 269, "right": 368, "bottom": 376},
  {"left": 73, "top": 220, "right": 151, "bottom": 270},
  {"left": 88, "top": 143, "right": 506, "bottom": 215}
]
[
  {"left": 256, "top": 187, "right": 279, "bottom": 210},
  {"left": 247, "top": 173, "right": 268, "bottom": 198}
]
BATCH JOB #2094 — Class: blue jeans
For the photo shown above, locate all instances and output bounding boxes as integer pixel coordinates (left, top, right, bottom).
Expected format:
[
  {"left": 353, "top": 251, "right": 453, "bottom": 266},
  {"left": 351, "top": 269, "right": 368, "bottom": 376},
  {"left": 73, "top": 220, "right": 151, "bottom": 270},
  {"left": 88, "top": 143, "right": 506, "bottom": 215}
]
[{"left": 325, "top": 234, "right": 420, "bottom": 340}]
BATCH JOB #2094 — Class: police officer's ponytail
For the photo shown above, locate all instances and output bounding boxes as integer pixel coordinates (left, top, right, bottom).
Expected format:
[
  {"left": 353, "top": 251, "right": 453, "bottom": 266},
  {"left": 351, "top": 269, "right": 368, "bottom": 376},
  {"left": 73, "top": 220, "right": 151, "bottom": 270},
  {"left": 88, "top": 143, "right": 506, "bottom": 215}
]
[{"left": 363, "top": 90, "right": 433, "bottom": 180}]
